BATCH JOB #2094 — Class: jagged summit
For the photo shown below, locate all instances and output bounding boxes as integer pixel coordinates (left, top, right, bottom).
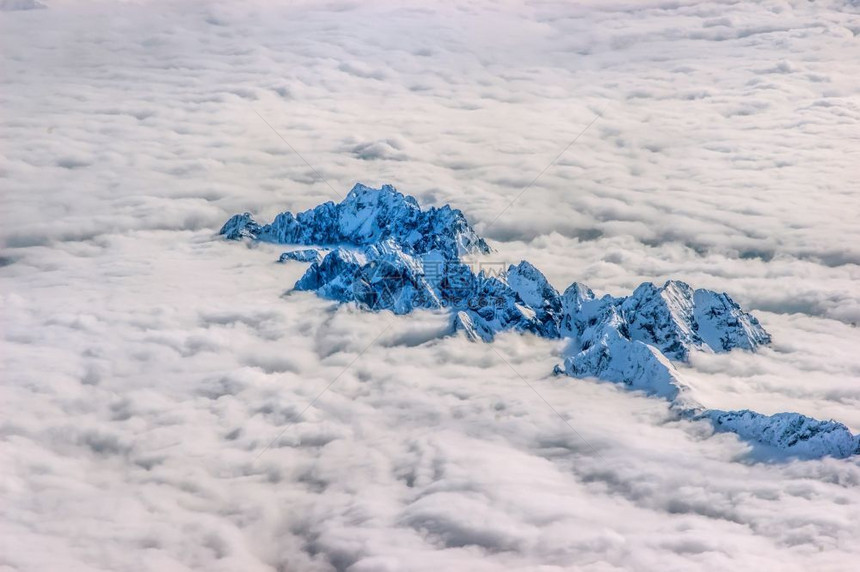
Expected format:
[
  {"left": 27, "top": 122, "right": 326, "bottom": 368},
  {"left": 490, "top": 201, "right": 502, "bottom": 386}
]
[
  {"left": 220, "top": 189, "right": 859, "bottom": 460},
  {"left": 702, "top": 409, "right": 860, "bottom": 459},
  {"left": 619, "top": 280, "right": 771, "bottom": 361},
  {"left": 221, "top": 183, "right": 491, "bottom": 260},
  {"left": 291, "top": 242, "right": 555, "bottom": 340}
]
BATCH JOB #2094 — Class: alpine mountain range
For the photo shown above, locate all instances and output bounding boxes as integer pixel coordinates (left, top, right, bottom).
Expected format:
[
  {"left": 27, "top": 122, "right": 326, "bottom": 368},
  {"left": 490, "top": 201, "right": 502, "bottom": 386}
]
[{"left": 221, "top": 184, "right": 860, "bottom": 459}]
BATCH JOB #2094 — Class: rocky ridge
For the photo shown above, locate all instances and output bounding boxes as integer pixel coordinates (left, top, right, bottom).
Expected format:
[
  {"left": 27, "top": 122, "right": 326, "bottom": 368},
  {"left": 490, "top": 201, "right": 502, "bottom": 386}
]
[{"left": 221, "top": 184, "right": 859, "bottom": 459}]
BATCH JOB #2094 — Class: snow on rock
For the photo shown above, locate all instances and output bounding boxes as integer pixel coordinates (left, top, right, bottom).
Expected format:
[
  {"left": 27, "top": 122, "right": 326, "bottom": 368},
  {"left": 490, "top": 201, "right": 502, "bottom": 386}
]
[
  {"left": 293, "top": 240, "right": 442, "bottom": 315},
  {"left": 557, "top": 306, "right": 688, "bottom": 401},
  {"left": 618, "top": 280, "right": 770, "bottom": 361},
  {"left": 220, "top": 212, "right": 260, "bottom": 241},
  {"left": 506, "top": 261, "right": 563, "bottom": 334},
  {"left": 553, "top": 279, "right": 771, "bottom": 400},
  {"left": 701, "top": 409, "right": 860, "bottom": 459},
  {"left": 221, "top": 185, "right": 860, "bottom": 459},
  {"left": 506, "top": 261, "right": 560, "bottom": 311},
  {"left": 220, "top": 183, "right": 491, "bottom": 260},
  {"left": 292, "top": 243, "right": 552, "bottom": 339},
  {"left": 278, "top": 249, "right": 325, "bottom": 264},
  {"left": 559, "top": 282, "right": 599, "bottom": 338},
  {"left": 448, "top": 270, "right": 555, "bottom": 342},
  {"left": 692, "top": 288, "right": 772, "bottom": 353}
]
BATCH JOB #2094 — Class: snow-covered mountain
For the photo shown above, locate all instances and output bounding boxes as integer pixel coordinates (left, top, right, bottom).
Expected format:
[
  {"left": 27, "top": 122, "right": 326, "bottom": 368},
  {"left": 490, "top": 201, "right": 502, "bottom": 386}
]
[
  {"left": 554, "top": 279, "right": 770, "bottom": 403},
  {"left": 221, "top": 184, "right": 859, "bottom": 459},
  {"left": 221, "top": 183, "right": 491, "bottom": 260},
  {"left": 619, "top": 280, "right": 771, "bottom": 361},
  {"left": 700, "top": 410, "right": 860, "bottom": 459}
]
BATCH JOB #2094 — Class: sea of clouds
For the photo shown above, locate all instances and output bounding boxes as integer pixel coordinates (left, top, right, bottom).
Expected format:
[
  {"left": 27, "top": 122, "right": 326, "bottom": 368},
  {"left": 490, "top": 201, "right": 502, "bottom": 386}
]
[{"left": 2, "top": 0, "right": 859, "bottom": 570}]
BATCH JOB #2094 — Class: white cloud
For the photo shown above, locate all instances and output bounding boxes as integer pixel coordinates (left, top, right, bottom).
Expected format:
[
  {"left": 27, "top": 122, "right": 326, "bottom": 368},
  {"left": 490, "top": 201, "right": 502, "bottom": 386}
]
[{"left": 2, "top": 0, "right": 859, "bottom": 570}]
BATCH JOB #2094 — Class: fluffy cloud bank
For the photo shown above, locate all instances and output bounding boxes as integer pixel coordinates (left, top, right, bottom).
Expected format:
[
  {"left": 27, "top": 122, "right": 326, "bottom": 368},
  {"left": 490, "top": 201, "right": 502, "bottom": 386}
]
[{"left": 1, "top": 0, "right": 859, "bottom": 570}]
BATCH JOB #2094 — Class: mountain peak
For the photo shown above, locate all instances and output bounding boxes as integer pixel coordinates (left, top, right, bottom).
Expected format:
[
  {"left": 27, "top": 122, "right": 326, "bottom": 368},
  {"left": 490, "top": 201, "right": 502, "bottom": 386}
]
[
  {"left": 222, "top": 191, "right": 857, "bottom": 459},
  {"left": 220, "top": 183, "right": 491, "bottom": 260},
  {"left": 619, "top": 280, "right": 769, "bottom": 361}
]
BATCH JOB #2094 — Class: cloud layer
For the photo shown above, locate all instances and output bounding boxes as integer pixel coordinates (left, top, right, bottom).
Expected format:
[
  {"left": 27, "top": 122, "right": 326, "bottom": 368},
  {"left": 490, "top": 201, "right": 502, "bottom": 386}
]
[{"left": 2, "top": 0, "right": 859, "bottom": 570}]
